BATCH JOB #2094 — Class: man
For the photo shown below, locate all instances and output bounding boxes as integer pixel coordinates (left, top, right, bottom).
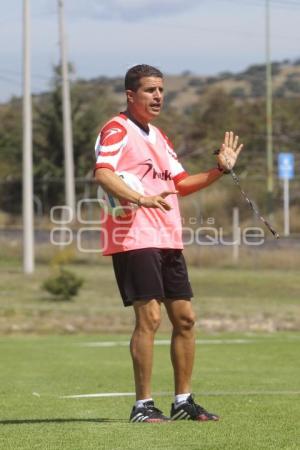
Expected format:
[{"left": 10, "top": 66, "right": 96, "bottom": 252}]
[{"left": 94, "top": 64, "right": 243, "bottom": 423}]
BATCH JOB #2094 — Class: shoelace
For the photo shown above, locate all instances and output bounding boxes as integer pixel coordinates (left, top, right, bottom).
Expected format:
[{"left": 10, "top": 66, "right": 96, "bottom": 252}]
[
  {"left": 187, "top": 395, "right": 210, "bottom": 416},
  {"left": 147, "top": 405, "right": 164, "bottom": 416},
  {"left": 194, "top": 403, "right": 210, "bottom": 415}
]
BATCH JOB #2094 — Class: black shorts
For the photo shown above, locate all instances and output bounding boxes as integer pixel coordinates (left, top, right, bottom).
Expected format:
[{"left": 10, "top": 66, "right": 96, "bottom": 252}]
[{"left": 112, "top": 248, "right": 193, "bottom": 307}]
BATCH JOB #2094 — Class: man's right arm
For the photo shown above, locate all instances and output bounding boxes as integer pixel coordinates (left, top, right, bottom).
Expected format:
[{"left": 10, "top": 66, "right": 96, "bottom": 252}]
[
  {"left": 95, "top": 168, "right": 141, "bottom": 205},
  {"left": 95, "top": 167, "right": 176, "bottom": 213}
]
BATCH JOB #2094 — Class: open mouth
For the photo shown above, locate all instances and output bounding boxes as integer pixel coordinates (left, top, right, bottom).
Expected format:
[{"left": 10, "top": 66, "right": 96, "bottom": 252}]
[{"left": 150, "top": 104, "right": 161, "bottom": 110}]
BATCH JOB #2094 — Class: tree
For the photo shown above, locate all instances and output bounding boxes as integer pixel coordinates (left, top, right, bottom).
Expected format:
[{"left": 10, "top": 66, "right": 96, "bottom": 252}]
[{"left": 32, "top": 65, "right": 117, "bottom": 210}]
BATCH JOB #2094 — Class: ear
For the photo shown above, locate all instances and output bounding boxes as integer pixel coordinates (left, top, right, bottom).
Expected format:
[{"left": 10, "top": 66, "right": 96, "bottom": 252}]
[{"left": 126, "top": 89, "right": 134, "bottom": 104}]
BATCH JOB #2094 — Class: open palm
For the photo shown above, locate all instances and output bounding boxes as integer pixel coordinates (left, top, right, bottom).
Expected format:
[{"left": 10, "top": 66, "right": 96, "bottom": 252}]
[{"left": 217, "top": 131, "right": 243, "bottom": 171}]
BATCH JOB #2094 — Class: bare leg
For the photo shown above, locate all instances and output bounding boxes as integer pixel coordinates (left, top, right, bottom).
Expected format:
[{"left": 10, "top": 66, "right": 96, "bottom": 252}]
[
  {"left": 130, "top": 299, "right": 161, "bottom": 400},
  {"left": 164, "top": 299, "right": 196, "bottom": 394}
]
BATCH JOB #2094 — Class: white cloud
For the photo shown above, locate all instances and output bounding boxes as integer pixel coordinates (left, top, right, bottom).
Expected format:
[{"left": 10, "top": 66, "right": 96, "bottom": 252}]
[{"left": 0, "top": 0, "right": 299, "bottom": 102}]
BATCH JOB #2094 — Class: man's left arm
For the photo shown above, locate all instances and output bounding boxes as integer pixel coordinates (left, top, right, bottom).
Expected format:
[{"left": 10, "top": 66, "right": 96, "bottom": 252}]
[{"left": 175, "top": 131, "right": 243, "bottom": 196}]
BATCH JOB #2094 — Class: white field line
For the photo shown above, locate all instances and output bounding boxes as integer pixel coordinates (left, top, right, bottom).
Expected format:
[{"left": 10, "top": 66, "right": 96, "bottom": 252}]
[
  {"left": 61, "top": 392, "right": 137, "bottom": 399},
  {"left": 60, "top": 390, "right": 300, "bottom": 399},
  {"left": 79, "top": 339, "right": 255, "bottom": 348}
]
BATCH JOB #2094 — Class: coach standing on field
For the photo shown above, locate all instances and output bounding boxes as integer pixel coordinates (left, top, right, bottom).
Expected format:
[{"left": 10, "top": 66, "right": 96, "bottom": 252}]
[{"left": 94, "top": 64, "right": 243, "bottom": 423}]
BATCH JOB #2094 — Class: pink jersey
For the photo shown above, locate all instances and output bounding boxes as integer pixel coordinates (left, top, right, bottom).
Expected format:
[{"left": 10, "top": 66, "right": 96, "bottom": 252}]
[{"left": 94, "top": 113, "right": 188, "bottom": 255}]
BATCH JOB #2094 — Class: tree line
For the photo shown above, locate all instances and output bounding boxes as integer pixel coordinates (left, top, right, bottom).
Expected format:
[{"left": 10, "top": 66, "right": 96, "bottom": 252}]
[{"left": 0, "top": 65, "right": 299, "bottom": 215}]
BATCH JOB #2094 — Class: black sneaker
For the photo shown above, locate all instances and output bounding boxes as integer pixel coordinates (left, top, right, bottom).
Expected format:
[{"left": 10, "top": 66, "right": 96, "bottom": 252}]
[
  {"left": 130, "top": 400, "right": 170, "bottom": 423},
  {"left": 171, "top": 394, "right": 219, "bottom": 421}
]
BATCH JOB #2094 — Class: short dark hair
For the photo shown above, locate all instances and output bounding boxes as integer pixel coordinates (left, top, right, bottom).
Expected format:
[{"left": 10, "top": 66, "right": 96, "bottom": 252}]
[{"left": 125, "top": 64, "right": 163, "bottom": 92}]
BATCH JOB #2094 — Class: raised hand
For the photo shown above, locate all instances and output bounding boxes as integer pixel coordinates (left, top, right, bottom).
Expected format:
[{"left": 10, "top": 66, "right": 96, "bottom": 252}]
[{"left": 217, "top": 131, "right": 243, "bottom": 172}]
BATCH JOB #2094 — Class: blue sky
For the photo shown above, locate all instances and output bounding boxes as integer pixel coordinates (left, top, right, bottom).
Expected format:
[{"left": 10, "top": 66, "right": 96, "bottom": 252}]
[{"left": 1, "top": 0, "right": 300, "bottom": 102}]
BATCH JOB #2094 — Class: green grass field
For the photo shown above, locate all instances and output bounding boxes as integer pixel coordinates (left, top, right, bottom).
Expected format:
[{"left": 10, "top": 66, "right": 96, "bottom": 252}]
[
  {"left": 0, "top": 333, "right": 299, "bottom": 450},
  {"left": 1, "top": 264, "right": 300, "bottom": 448}
]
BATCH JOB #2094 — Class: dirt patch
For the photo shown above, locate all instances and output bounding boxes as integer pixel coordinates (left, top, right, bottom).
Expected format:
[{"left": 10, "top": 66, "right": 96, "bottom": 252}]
[{"left": 0, "top": 313, "right": 298, "bottom": 335}]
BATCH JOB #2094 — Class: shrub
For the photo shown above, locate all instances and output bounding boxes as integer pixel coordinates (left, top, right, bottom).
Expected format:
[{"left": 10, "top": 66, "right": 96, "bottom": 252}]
[{"left": 42, "top": 268, "right": 83, "bottom": 301}]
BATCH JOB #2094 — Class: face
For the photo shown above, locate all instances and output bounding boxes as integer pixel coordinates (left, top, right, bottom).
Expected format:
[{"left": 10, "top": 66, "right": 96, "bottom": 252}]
[{"left": 126, "top": 76, "right": 164, "bottom": 124}]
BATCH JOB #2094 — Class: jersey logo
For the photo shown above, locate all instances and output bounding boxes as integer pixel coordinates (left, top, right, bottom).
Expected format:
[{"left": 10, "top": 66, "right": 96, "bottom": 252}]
[
  {"left": 101, "top": 127, "right": 122, "bottom": 144},
  {"left": 139, "top": 159, "right": 153, "bottom": 180},
  {"left": 153, "top": 168, "right": 172, "bottom": 181},
  {"left": 139, "top": 159, "right": 172, "bottom": 181},
  {"left": 99, "top": 121, "right": 127, "bottom": 147}
]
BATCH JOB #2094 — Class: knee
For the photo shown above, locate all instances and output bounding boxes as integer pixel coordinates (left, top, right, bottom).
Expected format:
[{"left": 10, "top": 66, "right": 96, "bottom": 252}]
[
  {"left": 136, "top": 310, "right": 161, "bottom": 334},
  {"left": 174, "top": 312, "right": 196, "bottom": 333}
]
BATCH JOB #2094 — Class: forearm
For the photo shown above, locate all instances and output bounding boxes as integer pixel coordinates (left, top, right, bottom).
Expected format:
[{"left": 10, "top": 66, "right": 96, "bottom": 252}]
[
  {"left": 176, "top": 168, "right": 223, "bottom": 196},
  {"left": 95, "top": 168, "right": 175, "bottom": 212},
  {"left": 95, "top": 168, "right": 140, "bottom": 204}
]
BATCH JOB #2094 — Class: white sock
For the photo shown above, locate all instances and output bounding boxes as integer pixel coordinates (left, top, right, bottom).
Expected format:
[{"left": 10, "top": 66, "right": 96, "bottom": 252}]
[
  {"left": 135, "top": 398, "right": 153, "bottom": 408},
  {"left": 175, "top": 393, "right": 190, "bottom": 406}
]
